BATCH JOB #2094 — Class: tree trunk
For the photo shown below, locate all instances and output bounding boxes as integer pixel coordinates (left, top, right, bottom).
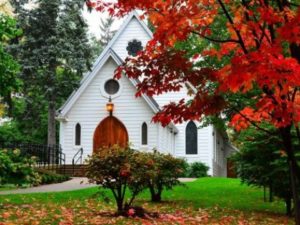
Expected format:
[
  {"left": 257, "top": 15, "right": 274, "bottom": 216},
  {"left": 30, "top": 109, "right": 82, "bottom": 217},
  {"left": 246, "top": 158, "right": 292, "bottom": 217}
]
[
  {"left": 269, "top": 183, "right": 274, "bottom": 202},
  {"left": 47, "top": 96, "right": 56, "bottom": 146},
  {"left": 280, "top": 127, "right": 300, "bottom": 225},
  {"left": 151, "top": 192, "right": 162, "bottom": 202},
  {"left": 149, "top": 185, "right": 162, "bottom": 202},
  {"left": 286, "top": 198, "right": 292, "bottom": 216},
  {"left": 117, "top": 198, "right": 124, "bottom": 215}
]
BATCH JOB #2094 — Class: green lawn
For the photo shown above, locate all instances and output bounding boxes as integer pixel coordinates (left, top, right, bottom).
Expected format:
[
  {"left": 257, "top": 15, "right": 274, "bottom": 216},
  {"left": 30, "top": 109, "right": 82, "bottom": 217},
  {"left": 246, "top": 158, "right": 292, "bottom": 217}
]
[
  {"left": 160, "top": 178, "right": 285, "bottom": 213},
  {"left": 0, "top": 178, "right": 293, "bottom": 224},
  {"left": 1, "top": 178, "right": 285, "bottom": 213}
]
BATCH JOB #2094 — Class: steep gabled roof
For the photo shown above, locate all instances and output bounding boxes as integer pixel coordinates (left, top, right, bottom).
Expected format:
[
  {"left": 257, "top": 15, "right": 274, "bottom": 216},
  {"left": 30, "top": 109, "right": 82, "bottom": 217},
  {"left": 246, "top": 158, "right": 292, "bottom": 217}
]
[
  {"left": 57, "top": 11, "right": 159, "bottom": 120},
  {"left": 91, "top": 11, "right": 152, "bottom": 73}
]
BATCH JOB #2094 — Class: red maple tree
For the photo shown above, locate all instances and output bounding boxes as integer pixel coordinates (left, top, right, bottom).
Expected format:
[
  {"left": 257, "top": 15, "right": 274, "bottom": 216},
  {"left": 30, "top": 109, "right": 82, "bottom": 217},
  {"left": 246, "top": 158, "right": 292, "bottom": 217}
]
[{"left": 87, "top": 0, "right": 300, "bottom": 223}]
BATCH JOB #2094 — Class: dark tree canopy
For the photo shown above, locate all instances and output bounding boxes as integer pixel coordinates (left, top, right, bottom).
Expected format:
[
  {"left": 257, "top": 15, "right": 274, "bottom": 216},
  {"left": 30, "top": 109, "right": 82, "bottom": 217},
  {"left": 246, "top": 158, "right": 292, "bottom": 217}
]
[{"left": 11, "top": 0, "right": 92, "bottom": 145}]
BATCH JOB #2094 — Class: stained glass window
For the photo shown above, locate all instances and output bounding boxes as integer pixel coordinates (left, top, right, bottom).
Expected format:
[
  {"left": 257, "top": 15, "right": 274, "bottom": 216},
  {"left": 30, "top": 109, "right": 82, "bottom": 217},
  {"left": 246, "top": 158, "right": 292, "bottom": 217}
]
[
  {"left": 127, "top": 39, "right": 143, "bottom": 56},
  {"left": 75, "top": 123, "right": 81, "bottom": 146},
  {"left": 142, "top": 122, "right": 148, "bottom": 145},
  {"left": 186, "top": 121, "right": 198, "bottom": 154}
]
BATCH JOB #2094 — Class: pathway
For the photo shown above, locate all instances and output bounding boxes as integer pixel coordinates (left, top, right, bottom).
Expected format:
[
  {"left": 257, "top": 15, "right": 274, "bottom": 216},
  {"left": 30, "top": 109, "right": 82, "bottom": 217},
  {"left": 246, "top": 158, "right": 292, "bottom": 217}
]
[
  {"left": 0, "top": 178, "right": 97, "bottom": 195},
  {"left": 0, "top": 177, "right": 196, "bottom": 195}
]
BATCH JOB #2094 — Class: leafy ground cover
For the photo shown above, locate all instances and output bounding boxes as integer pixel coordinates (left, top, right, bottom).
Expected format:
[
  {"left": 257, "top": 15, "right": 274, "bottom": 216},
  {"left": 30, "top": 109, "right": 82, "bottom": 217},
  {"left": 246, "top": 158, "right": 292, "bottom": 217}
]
[{"left": 0, "top": 178, "right": 294, "bottom": 224}]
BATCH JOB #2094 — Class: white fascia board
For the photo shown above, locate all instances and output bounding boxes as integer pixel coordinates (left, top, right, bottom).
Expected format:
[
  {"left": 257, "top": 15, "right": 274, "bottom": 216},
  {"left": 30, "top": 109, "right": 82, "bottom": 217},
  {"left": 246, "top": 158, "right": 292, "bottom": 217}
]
[
  {"left": 55, "top": 116, "right": 68, "bottom": 122},
  {"left": 59, "top": 51, "right": 115, "bottom": 117}
]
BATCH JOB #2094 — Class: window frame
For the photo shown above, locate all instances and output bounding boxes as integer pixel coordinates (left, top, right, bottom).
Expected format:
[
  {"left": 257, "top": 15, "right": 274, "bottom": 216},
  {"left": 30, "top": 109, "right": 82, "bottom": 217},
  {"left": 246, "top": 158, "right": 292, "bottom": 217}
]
[
  {"left": 141, "top": 122, "right": 148, "bottom": 147},
  {"left": 104, "top": 79, "right": 120, "bottom": 95},
  {"left": 100, "top": 78, "right": 123, "bottom": 99},
  {"left": 185, "top": 121, "right": 198, "bottom": 155},
  {"left": 75, "top": 123, "right": 81, "bottom": 147}
]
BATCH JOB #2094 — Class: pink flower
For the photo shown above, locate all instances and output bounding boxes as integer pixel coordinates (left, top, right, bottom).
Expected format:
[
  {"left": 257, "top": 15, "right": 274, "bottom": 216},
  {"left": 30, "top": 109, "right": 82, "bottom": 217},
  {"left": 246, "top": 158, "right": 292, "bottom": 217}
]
[{"left": 127, "top": 208, "right": 135, "bottom": 217}]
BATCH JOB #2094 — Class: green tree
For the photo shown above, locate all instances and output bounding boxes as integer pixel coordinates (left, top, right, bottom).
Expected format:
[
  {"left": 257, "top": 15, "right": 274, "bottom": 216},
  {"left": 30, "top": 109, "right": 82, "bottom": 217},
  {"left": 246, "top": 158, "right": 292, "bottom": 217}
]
[
  {"left": 89, "top": 34, "right": 103, "bottom": 61},
  {"left": 15, "top": 0, "right": 92, "bottom": 145},
  {"left": 0, "top": 14, "right": 21, "bottom": 115},
  {"left": 99, "top": 16, "right": 115, "bottom": 47},
  {"left": 87, "top": 16, "right": 116, "bottom": 61},
  {"left": 232, "top": 125, "right": 300, "bottom": 216}
]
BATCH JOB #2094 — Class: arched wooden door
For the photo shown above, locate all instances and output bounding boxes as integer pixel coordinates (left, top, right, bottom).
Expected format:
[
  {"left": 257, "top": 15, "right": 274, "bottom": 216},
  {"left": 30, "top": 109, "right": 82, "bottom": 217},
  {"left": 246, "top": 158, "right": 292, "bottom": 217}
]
[{"left": 93, "top": 116, "right": 129, "bottom": 153}]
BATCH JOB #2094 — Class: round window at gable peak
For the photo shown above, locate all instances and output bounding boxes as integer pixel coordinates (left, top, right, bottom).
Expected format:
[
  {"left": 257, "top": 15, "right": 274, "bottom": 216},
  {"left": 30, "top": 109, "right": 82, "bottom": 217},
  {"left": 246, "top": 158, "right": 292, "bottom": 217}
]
[{"left": 104, "top": 79, "right": 120, "bottom": 95}]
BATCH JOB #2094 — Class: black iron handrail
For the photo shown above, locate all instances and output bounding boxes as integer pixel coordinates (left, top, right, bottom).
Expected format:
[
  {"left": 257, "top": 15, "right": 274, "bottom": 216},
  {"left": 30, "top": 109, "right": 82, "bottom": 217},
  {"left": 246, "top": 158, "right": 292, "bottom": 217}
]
[
  {"left": 72, "top": 148, "right": 83, "bottom": 176},
  {"left": 0, "top": 142, "right": 66, "bottom": 174},
  {"left": 59, "top": 146, "right": 66, "bottom": 175}
]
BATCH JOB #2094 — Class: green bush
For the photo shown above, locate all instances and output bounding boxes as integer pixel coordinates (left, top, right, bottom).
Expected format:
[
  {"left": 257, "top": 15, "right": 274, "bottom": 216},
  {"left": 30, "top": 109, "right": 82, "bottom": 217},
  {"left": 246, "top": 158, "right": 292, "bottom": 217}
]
[
  {"left": 181, "top": 160, "right": 191, "bottom": 177},
  {"left": 37, "top": 170, "right": 70, "bottom": 185},
  {"left": 186, "top": 162, "right": 209, "bottom": 178},
  {"left": 0, "top": 122, "right": 26, "bottom": 145},
  {"left": 0, "top": 149, "right": 40, "bottom": 186}
]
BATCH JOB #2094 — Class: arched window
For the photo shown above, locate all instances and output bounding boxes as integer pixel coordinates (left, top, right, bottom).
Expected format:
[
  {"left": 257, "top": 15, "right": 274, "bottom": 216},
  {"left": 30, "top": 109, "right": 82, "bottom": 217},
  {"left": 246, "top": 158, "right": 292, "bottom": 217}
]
[
  {"left": 75, "top": 123, "right": 81, "bottom": 146},
  {"left": 186, "top": 121, "right": 198, "bottom": 154},
  {"left": 141, "top": 122, "right": 148, "bottom": 145}
]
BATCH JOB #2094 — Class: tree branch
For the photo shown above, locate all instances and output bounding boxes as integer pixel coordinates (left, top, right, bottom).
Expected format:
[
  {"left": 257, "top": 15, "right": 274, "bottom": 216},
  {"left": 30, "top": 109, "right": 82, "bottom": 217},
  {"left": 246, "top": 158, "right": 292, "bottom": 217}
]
[
  {"left": 241, "top": 0, "right": 272, "bottom": 47},
  {"left": 258, "top": 22, "right": 272, "bottom": 45},
  {"left": 292, "top": 87, "right": 298, "bottom": 102},
  {"left": 232, "top": 107, "right": 277, "bottom": 136},
  {"left": 216, "top": 0, "right": 249, "bottom": 54},
  {"left": 192, "top": 31, "right": 240, "bottom": 43}
]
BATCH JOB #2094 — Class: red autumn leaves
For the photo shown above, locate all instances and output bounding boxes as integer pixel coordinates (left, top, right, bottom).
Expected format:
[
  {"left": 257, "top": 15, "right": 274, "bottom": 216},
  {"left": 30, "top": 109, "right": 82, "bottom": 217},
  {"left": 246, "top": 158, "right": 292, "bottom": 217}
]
[{"left": 88, "top": 0, "right": 300, "bottom": 131}]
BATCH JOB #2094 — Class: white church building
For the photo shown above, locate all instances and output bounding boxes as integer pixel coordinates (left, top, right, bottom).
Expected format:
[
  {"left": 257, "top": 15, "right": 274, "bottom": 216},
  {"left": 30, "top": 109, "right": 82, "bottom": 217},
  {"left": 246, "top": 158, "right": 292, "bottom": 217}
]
[{"left": 56, "top": 12, "right": 237, "bottom": 177}]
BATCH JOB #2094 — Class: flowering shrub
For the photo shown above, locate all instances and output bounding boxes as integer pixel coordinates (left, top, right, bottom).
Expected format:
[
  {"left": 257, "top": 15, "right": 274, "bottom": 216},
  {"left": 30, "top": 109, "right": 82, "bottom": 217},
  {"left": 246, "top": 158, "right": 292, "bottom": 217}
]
[
  {"left": 136, "top": 150, "right": 187, "bottom": 202},
  {"left": 85, "top": 145, "right": 147, "bottom": 215},
  {"left": 86, "top": 146, "right": 188, "bottom": 215},
  {"left": 0, "top": 149, "right": 40, "bottom": 186}
]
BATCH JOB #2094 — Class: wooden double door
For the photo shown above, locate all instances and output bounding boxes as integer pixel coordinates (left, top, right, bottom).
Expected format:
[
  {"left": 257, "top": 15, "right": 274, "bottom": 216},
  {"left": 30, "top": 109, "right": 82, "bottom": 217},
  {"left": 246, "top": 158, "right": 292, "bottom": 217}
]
[{"left": 93, "top": 116, "right": 129, "bottom": 153}]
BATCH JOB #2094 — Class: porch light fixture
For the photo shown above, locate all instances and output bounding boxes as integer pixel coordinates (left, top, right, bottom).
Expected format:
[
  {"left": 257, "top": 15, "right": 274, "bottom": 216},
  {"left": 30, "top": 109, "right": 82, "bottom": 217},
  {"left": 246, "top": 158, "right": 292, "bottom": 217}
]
[{"left": 106, "top": 96, "right": 114, "bottom": 116}]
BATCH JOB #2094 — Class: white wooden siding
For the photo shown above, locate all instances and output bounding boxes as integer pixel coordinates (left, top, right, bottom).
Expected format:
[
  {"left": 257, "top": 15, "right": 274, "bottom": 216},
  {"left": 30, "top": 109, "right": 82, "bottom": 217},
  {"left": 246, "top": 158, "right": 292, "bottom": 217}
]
[
  {"left": 112, "top": 17, "right": 150, "bottom": 61},
  {"left": 212, "top": 129, "right": 227, "bottom": 177},
  {"left": 172, "top": 123, "right": 213, "bottom": 175},
  {"left": 154, "top": 90, "right": 214, "bottom": 174},
  {"left": 61, "top": 58, "right": 158, "bottom": 163}
]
